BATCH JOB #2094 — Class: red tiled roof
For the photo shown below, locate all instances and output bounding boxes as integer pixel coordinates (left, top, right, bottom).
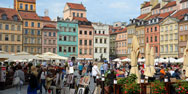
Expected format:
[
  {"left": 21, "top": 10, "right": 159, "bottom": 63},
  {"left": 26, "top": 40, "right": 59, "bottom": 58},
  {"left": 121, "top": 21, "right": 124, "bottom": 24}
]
[
  {"left": 116, "top": 27, "right": 127, "bottom": 33},
  {"left": 146, "top": 11, "right": 175, "bottom": 20},
  {"left": 161, "top": 1, "right": 176, "bottom": 9},
  {"left": 79, "top": 25, "right": 93, "bottom": 28},
  {"left": 172, "top": 8, "right": 188, "bottom": 20},
  {"left": 146, "top": 14, "right": 159, "bottom": 20},
  {"left": 17, "top": 0, "right": 36, "bottom": 3},
  {"left": 0, "top": 8, "right": 21, "bottom": 21},
  {"left": 41, "top": 16, "right": 51, "bottom": 21},
  {"left": 67, "top": 3, "right": 86, "bottom": 10},
  {"left": 141, "top": 2, "right": 151, "bottom": 9},
  {"left": 44, "top": 24, "right": 56, "bottom": 28},
  {"left": 180, "top": 0, "right": 188, "bottom": 3},
  {"left": 137, "top": 13, "right": 150, "bottom": 19},
  {"left": 152, "top": 3, "right": 160, "bottom": 10},
  {"left": 73, "top": 17, "right": 88, "bottom": 22},
  {"left": 19, "top": 11, "right": 40, "bottom": 20}
]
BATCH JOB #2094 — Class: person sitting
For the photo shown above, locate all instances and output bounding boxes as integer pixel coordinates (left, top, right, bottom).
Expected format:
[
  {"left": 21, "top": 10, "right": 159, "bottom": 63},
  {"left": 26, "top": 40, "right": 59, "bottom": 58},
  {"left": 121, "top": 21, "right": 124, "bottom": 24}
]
[{"left": 172, "top": 69, "right": 181, "bottom": 79}]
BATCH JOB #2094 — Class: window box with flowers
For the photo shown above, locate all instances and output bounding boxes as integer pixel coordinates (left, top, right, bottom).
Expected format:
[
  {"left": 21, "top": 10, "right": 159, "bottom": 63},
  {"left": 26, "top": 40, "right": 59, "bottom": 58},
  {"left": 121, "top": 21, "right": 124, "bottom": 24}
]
[
  {"left": 173, "top": 81, "right": 188, "bottom": 94},
  {"left": 151, "top": 80, "right": 167, "bottom": 94}
]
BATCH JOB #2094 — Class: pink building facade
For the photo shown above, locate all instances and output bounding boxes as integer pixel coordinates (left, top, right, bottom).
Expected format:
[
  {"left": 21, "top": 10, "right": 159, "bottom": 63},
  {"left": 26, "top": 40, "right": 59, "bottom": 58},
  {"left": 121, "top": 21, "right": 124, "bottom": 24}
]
[{"left": 42, "top": 24, "right": 58, "bottom": 53}]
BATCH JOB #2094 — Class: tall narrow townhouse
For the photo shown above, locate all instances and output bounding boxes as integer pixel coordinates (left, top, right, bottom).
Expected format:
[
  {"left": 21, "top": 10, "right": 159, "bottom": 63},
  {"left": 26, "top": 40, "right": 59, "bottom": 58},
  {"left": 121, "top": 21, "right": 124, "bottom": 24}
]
[
  {"left": 0, "top": 8, "right": 22, "bottom": 54},
  {"left": 174, "top": 8, "right": 188, "bottom": 57},
  {"left": 109, "top": 26, "right": 121, "bottom": 60},
  {"left": 92, "top": 23, "right": 110, "bottom": 61},
  {"left": 14, "top": 0, "right": 43, "bottom": 54},
  {"left": 135, "top": 20, "right": 147, "bottom": 58},
  {"left": 115, "top": 28, "right": 127, "bottom": 58},
  {"left": 127, "top": 19, "right": 138, "bottom": 58},
  {"left": 41, "top": 16, "right": 57, "bottom": 54},
  {"left": 57, "top": 18, "right": 78, "bottom": 61},
  {"left": 63, "top": 3, "right": 94, "bottom": 60}
]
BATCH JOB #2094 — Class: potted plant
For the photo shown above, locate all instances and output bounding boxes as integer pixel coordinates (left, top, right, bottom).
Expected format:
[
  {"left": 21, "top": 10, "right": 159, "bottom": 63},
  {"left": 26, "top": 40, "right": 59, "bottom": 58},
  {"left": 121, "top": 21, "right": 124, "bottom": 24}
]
[{"left": 151, "top": 80, "right": 167, "bottom": 94}]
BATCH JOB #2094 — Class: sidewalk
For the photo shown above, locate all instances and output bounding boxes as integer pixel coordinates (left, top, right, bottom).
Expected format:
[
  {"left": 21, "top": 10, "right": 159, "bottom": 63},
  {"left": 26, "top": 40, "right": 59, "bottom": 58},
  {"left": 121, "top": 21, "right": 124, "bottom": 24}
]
[{"left": 0, "top": 85, "right": 28, "bottom": 94}]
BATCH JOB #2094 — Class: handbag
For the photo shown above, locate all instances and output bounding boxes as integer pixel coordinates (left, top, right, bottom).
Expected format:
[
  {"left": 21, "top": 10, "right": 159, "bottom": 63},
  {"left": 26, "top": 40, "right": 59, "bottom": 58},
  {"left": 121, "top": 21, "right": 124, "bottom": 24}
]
[{"left": 13, "top": 71, "right": 20, "bottom": 85}]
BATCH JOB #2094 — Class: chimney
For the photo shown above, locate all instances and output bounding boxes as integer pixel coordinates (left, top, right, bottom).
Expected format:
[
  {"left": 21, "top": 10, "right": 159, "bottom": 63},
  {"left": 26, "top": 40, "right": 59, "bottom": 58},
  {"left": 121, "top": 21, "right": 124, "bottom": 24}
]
[
  {"left": 160, "top": 0, "right": 169, "bottom": 9},
  {"left": 14, "top": 0, "right": 17, "bottom": 10}
]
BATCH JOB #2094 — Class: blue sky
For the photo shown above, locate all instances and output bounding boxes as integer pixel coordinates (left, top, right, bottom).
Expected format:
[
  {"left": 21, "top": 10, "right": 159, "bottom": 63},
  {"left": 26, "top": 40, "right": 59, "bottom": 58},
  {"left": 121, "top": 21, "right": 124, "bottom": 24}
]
[{"left": 0, "top": 0, "right": 149, "bottom": 24}]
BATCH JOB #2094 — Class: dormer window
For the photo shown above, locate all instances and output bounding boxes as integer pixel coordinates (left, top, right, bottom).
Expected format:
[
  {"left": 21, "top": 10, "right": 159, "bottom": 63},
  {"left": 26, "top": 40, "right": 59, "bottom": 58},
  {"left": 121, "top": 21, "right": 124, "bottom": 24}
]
[
  {"left": 148, "top": 20, "right": 150, "bottom": 24},
  {"left": 2, "top": 14, "right": 7, "bottom": 20},
  {"left": 185, "top": 15, "right": 188, "bottom": 21},
  {"left": 137, "top": 22, "right": 140, "bottom": 26},
  {"left": 156, "top": 18, "right": 159, "bottom": 22},
  {"left": 13, "top": 15, "right": 18, "bottom": 21},
  {"left": 142, "top": 21, "right": 144, "bottom": 25},
  {"left": 152, "top": 19, "right": 155, "bottom": 23}
]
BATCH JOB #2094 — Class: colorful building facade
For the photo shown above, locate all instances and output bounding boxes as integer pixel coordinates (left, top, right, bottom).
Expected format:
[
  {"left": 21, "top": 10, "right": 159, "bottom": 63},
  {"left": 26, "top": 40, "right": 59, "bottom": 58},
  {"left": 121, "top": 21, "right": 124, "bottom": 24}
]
[
  {"left": 92, "top": 22, "right": 110, "bottom": 61},
  {"left": 57, "top": 19, "right": 78, "bottom": 60},
  {"left": 0, "top": 8, "right": 22, "bottom": 53}
]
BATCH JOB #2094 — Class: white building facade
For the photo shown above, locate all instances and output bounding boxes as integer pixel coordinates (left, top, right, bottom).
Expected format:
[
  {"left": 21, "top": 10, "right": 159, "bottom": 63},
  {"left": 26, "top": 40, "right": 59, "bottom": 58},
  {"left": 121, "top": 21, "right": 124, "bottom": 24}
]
[{"left": 92, "top": 23, "right": 110, "bottom": 61}]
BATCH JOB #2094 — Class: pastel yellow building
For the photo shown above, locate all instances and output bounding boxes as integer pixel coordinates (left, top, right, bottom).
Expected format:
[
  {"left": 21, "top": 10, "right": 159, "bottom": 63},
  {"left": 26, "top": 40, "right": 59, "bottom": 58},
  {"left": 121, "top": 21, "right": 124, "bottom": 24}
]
[
  {"left": 160, "top": 17, "right": 179, "bottom": 58},
  {"left": 14, "top": 0, "right": 36, "bottom": 12},
  {"left": 0, "top": 8, "right": 22, "bottom": 53}
]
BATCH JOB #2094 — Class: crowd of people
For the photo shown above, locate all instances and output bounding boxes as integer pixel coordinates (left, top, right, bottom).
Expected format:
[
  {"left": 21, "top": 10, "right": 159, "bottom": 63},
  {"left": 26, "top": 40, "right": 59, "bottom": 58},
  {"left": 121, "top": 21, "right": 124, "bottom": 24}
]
[{"left": 0, "top": 60, "right": 185, "bottom": 94}]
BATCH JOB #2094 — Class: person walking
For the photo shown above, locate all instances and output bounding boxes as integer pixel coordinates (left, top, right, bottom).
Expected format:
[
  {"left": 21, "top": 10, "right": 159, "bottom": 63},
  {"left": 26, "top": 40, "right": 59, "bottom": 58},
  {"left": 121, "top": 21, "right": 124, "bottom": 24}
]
[
  {"left": 40, "top": 68, "right": 47, "bottom": 94},
  {"left": 13, "top": 65, "right": 25, "bottom": 94},
  {"left": 100, "top": 64, "right": 104, "bottom": 74},
  {"left": 78, "top": 63, "right": 83, "bottom": 75},
  {"left": 103, "top": 62, "right": 108, "bottom": 74},
  {"left": 92, "top": 63, "right": 100, "bottom": 83}
]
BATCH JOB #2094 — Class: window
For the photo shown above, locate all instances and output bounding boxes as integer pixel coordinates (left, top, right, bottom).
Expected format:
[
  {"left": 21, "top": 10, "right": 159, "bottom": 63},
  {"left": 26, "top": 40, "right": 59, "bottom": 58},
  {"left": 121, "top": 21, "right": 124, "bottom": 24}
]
[
  {"left": 147, "top": 28, "right": 149, "bottom": 33},
  {"left": 5, "top": 45, "right": 8, "bottom": 52},
  {"left": 20, "top": 3, "right": 23, "bottom": 9},
  {"left": 146, "top": 37, "right": 148, "bottom": 43},
  {"left": 84, "top": 49, "right": 87, "bottom": 54},
  {"left": 68, "top": 47, "right": 71, "bottom": 52},
  {"left": 104, "top": 39, "right": 107, "bottom": 44},
  {"left": 175, "top": 25, "right": 178, "bottom": 30},
  {"left": 0, "top": 45, "right": 2, "bottom": 51},
  {"left": 44, "top": 40, "right": 47, "bottom": 44},
  {"left": 84, "top": 31, "right": 87, "bottom": 35},
  {"left": 73, "top": 47, "right": 76, "bottom": 52},
  {"left": 180, "top": 26, "right": 183, "bottom": 31},
  {"left": 95, "top": 48, "right": 98, "bottom": 53},
  {"left": 17, "top": 25, "right": 21, "bottom": 31},
  {"left": 175, "top": 34, "right": 178, "bottom": 40},
  {"left": 17, "top": 35, "right": 20, "bottom": 41},
  {"left": 48, "top": 40, "right": 51, "bottom": 44},
  {"left": 17, "top": 46, "right": 20, "bottom": 52},
  {"left": 89, "top": 31, "right": 92, "bottom": 35},
  {"left": 5, "top": 24, "right": 9, "bottom": 30},
  {"left": 99, "top": 31, "right": 101, "bottom": 34},
  {"left": 52, "top": 32, "right": 56, "bottom": 37},
  {"left": 175, "top": 45, "right": 178, "bottom": 52},
  {"left": 161, "top": 46, "right": 164, "bottom": 52},
  {"left": 185, "top": 25, "right": 188, "bottom": 30},
  {"left": 84, "top": 40, "right": 87, "bottom": 45},
  {"left": 80, "top": 49, "right": 82, "bottom": 54},
  {"left": 0, "top": 24, "right": 2, "bottom": 30},
  {"left": 49, "top": 32, "right": 51, "bottom": 36},
  {"left": 155, "top": 36, "right": 157, "bottom": 42},
  {"left": 150, "top": 36, "right": 153, "bottom": 42},
  {"left": 89, "top": 40, "right": 92, "bottom": 46},
  {"left": 25, "top": 22, "right": 28, "bottom": 27},
  {"left": 100, "top": 39, "right": 102, "bottom": 43},
  {"left": 81, "top": 13, "right": 83, "bottom": 17},
  {"left": 73, "top": 12, "right": 75, "bottom": 17},
  {"left": 73, "top": 36, "right": 76, "bottom": 41},
  {"left": 38, "top": 23, "right": 40, "bottom": 28},
  {"left": 170, "top": 45, "right": 173, "bottom": 52},
  {"left": 165, "top": 45, "right": 168, "bottom": 52},
  {"left": 31, "top": 30, "right": 35, "bottom": 35},
  {"left": 69, "top": 36, "right": 71, "bottom": 41},
  {"left": 37, "top": 30, "right": 40, "bottom": 35},
  {"left": 77, "top": 13, "right": 79, "bottom": 17},
  {"left": 95, "top": 31, "right": 96, "bottom": 34},
  {"left": 30, "top": 5, "right": 33, "bottom": 10},
  {"left": 2, "top": 14, "right": 7, "bottom": 20},
  {"left": 31, "top": 48, "right": 34, "bottom": 53},
  {"left": 80, "top": 40, "right": 82, "bottom": 45},
  {"left": 64, "top": 36, "right": 67, "bottom": 41},
  {"left": 11, "top": 35, "right": 14, "bottom": 41},
  {"left": 59, "top": 46, "right": 62, "bottom": 52},
  {"left": 63, "top": 47, "right": 67, "bottom": 53},
  {"left": 5, "top": 35, "right": 8, "bottom": 41},
  {"left": 25, "top": 4, "right": 28, "bottom": 10},
  {"left": 24, "top": 38, "right": 28, "bottom": 43},
  {"left": 11, "top": 25, "right": 15, "bottom": 31},
  {"left": 100, "top": 48, "right": 102, "bottom": 53},
  {"left": 59, "top": 35, "right": 62, "bottom": 41},
  {"left": 166, "top": 35, "right": 168, "bottom": 40},
  {"left": 181, "top": 48, "right": 184, "bottom": 53},
  {"left": 11, "top": 46, "right": 14, "bottom": 52},
  {"left": 170, "top": 34, "right": 173, "bottom": 40},
  {"left": 69, "top": 27, "right": 71, "bottom": 32},
  {"left": 73, "top": 28, "right": 76, "bottom": 32},
  {"left": 151, "top": 28, "right": 153, "bottom": 32},
  {"left": 170, "top": 25, "right": 173, "bottom": 30},
  {"left": 89, "top": 49, "right": 92, "bottom": 55},
  {"left": 31, "top": 22, "right": 34, "bottom": 27},
  {"left": 95, "top": 38, "right": 98, "bottom": 43},
  {"left": 64, "top": 27, "right": 66, "bottom": 32},
  {"left": 165, "top": 26, "right": 168, "bottom": 31},
  {"left": 155, "top": 27, "right": 157, "bottom": 31},
  {"left": 79, "top": 30, "right": 82, "bottom": 34},
  {"left": 104, "top": 48, "right": 106, "bottom": 53}
]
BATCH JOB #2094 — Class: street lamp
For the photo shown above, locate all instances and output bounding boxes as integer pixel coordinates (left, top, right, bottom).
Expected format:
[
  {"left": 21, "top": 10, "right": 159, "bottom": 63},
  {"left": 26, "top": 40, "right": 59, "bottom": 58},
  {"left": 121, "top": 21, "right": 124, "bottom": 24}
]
[
  {"left": 114, "top": 79, "right": 117, "bottom": 94},
  {"left": 102, "top": 77, "right": 105, "bottom": 94}
]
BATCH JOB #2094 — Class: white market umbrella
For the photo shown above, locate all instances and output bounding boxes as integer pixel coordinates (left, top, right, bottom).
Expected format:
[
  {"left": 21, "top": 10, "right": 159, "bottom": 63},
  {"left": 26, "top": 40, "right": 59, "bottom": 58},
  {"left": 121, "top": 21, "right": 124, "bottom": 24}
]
[
  {"left": 130, "top": 36, "right": 141, "bottom": 83},
  {"left": 150, "top": 47, "right": 156, "bottom": 77},
  {"left": 138, "top": 58, "right": 145, "bottom": 62},
  {"left": 122, "top": 58, "right": 131, "bottom": 62},
  {"left": 113, "top": 58, "right": 121, "bottom": 62},
  {"left": 144, "top": 44, "right": 152, "bottom": 77}
]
